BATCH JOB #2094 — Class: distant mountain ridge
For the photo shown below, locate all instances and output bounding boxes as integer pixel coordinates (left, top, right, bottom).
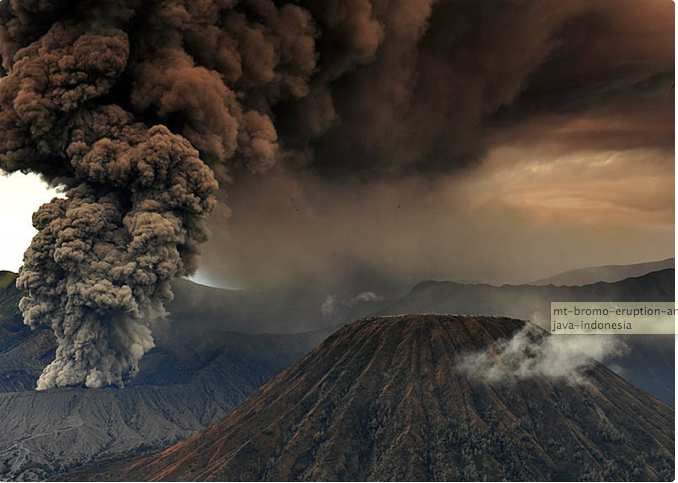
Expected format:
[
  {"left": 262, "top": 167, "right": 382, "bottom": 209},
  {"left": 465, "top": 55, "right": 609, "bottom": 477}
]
[
  {"left": 385, "top": 268, "right": 674, "bottom": 324},
  {"left": 533, "top": 258, "right": 674, "bottom": 286},
  {"left": 84, "top": 315, "right": 674, "bottom": 481},
  {"left": 0, "top": 271, "right": 16, "bottom": 289}
]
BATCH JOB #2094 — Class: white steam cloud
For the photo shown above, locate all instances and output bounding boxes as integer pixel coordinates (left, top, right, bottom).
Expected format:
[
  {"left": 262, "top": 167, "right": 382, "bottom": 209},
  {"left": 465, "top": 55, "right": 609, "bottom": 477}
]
[
  {"left": 320, "top": 291, "right": 383, "bottom": 317},
  {"left": 457, "top": 324, "right": 628, "bottom": 385}
]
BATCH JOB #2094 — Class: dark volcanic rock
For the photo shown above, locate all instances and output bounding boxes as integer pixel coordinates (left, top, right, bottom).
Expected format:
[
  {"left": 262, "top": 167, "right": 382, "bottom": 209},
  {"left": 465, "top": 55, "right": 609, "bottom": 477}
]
[{"left": 100, "top": 315, "right": 674, "bottom": 481}]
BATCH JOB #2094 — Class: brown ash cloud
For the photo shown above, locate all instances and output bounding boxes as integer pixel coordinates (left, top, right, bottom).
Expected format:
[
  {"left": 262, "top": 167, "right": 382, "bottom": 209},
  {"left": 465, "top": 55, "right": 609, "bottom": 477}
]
[
  {"left": 0, "top": 0, "right": 318, "bottom": 389},
  {"left": 199, "top": 0, "right": 673, "bottom": 290},
  {"left": 0, "top": 0, "right": 672, "bottom": 387}
]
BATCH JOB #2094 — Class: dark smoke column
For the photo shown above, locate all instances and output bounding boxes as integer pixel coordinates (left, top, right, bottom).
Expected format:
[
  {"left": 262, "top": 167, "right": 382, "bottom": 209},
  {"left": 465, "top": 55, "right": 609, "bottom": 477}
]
[
  {"left": 0, "top": 21, "right": 218, "bottom": 389},
  {"left": 0, "top": 0, "right": 317, "bottom": 389}
]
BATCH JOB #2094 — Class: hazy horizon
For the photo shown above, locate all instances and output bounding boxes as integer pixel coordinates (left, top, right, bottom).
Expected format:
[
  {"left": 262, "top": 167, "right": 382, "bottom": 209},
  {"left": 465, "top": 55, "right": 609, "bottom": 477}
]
[{"left": 1, "top": 168, "right": 673, "bottom": 288}]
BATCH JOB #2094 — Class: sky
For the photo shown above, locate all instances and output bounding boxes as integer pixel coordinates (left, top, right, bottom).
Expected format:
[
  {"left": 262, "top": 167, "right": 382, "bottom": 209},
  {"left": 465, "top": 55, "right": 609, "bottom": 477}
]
[
  {"left": 192, "top": 0, "right": 675, "bottom": 290},
  {"left": 0, "top": 0, "right": 674, "bottom": 290},
  {"left": 2, "top": 137, "right": 673, "bottom": 284},
  {"left": 0, "top": 172, "right": 59, "bottom": 272},
  {"left": 196, "top": 132, "right": 674, "bottom": 289}
]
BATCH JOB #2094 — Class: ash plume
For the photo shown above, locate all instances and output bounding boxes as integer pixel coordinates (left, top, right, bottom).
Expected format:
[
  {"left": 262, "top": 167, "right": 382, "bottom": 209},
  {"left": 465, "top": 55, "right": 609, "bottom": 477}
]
[
  {"left": 0, "top": 0, "right": 672, "bottom": 388},
  {"left": 0, "top": 0, "right": 318, "bottom": 389},
  {"left": 198, "top": 0, "right": 673, "bottom": 290}
]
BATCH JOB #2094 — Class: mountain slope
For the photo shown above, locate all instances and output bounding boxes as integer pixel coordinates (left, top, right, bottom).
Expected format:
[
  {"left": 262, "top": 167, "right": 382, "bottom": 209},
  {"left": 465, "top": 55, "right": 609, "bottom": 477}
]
[
  {"left": 533, "top": 258, "right": 674, "bottom": 286},
  {"left": 98, "top": 315, "right": 674, "bottom": 481},
  {"left": 0, "top": 272, "right": 333, "bottom": 481},
  {"left": 0, "top": 329, "right": 321, "bottom": 481}
]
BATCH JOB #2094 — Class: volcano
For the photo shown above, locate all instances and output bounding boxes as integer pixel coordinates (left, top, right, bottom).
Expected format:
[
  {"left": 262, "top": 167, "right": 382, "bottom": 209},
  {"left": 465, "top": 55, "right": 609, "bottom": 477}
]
[{"left": 82, "top": 315, "right": 673, "bottom": 481}]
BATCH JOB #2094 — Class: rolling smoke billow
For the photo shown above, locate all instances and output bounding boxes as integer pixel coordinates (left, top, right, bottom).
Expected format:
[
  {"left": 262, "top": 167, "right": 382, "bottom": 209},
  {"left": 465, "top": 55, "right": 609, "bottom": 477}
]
[
  {"left": 0, "top": 0, "right": 319, "bottom": 389},
  {"left": 0, "top": 0, "right": 669, "bottom": 389}
]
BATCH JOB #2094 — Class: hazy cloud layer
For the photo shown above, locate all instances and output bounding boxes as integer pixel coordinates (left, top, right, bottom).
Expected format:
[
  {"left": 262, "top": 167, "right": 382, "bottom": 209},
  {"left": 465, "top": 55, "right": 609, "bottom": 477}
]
[
  {"left": 197, "top": 0, "right": 673, "bottom": 290},
  {"left": 197, "top": 143, "right": 673, "bottom": 290}
]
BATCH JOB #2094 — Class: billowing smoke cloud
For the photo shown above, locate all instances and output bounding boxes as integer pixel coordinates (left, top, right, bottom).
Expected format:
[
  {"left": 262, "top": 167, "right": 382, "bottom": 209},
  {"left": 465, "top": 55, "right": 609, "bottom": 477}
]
[
  {"left": 321, "top": 291, "right": 383, "bottom": 317},
  {"left": 0, "top": 0, "right": 319, "bottom": 389},
  {"left": 197, "top": 0, "right": 673, "bottom": 291},
  {"left": 0, "top": 0, "right": 671, "bottom": 388},
  {"left": 457, "top": 325, "right": 628, "bottom": 385},
  {"left": 320, "top": 295, "right": 338, "bottom": 318}
]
